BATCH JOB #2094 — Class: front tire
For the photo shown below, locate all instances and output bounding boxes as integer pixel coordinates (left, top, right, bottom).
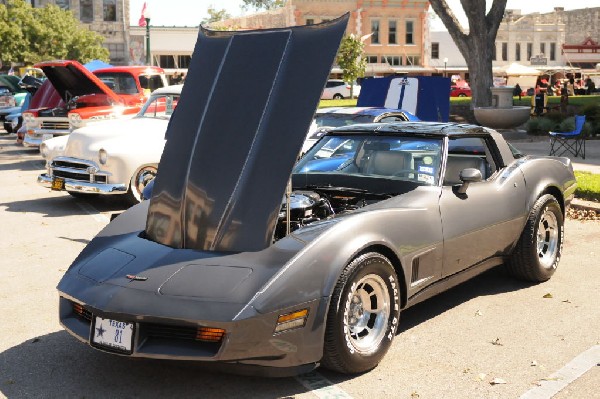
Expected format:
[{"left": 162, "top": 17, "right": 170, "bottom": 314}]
[
  {"left": 322, "top": 252, "right": 401, "bottom": 374},
  {"left": 125, "top": 165, "right": 157, "bottom": 205},
  {"left": 506, "top": 194, "right": 563, "bottom": 282},
  {"left": 333, "top": 93, "right": 344, "bottom": 100}
]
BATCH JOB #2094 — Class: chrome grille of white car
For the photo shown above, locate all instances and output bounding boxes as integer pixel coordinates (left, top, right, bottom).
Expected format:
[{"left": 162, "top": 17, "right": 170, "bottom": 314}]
[{"left": 50, "top": 157, "right": 108, "bottom": 184}]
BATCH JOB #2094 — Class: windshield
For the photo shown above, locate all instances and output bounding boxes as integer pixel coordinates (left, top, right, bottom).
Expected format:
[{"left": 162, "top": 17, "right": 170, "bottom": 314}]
[
  {"left": 294, "top": 134, "right": 443, "bottom": 186},
  {"left": 95, "top": 72, "right": 139, "bottom": 95},
  {"left": 315, "top": 113, "right": 375, "bottom": 128},
  {"left": 139, "top": 93, "right": 180, "bottom": 119}
]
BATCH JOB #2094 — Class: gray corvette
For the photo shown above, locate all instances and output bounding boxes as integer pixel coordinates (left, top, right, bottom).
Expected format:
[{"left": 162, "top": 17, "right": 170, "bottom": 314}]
[{"left": 57, "top": 17, "right": 576, "bottom": 377}]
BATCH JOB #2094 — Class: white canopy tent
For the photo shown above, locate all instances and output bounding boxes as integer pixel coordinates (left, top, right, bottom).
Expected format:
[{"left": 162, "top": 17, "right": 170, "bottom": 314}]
[{"left": 493, "top": 63, "right": 541, "bottom": 90}]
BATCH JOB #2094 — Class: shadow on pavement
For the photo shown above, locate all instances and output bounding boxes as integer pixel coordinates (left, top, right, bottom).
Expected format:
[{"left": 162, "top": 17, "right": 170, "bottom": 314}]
[
  {"left": 0, "top": 193, "right": 130, "bottom": 218},
  {"left": 0, "top": 159, "right": 45, "bottom": 172},
  {"left": 398, "top": 267, "right": 531, "bottom": 333},
  {"left": 0, "top": 331, "right": 309, "bottom": 398}
]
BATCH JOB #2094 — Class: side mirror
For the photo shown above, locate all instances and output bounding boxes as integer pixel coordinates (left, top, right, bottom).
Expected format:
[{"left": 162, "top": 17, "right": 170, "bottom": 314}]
[{"left": 455, "top": 168, "right": 482, "bottom": 195}]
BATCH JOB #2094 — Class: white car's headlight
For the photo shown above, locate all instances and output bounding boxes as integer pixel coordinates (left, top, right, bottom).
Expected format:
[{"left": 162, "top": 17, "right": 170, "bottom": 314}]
[
  {"left": 40, "top": 143, "right": 49, "bottom": 159},
  {"left": 98, "top": 149, "right": 108, "bottom": 165},
  {"left": 69, "top": 113, "right": 84, "bottom": 129}
]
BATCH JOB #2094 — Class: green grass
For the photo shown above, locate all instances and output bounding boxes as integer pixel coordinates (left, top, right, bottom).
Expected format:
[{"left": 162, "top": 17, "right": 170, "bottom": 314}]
[
  {"left": 319, "top": 99, "right": 357, "bottom": 108},
  {"left": 319, "top": 95, "right": 600, "bottom": 109},
  {"left": 574, "top": 171, "right": 600, "bottom": 202}
]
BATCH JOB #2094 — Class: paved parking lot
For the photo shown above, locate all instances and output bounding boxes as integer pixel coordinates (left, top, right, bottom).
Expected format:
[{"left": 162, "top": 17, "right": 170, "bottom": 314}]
[{"left": 1, "top": 132, "right": 599, "bottom": 399}]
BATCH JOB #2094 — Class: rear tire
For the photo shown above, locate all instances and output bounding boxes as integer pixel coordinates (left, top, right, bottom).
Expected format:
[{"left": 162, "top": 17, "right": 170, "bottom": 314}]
[
  {"left": 506, "top": 194, "right": 563, "bottom": 282},
  {"left": 322, "top": 252, "right": 401, "bottom": 374},
  {"left": 333, "top": 93, "right": 344, "bottom": 100}
]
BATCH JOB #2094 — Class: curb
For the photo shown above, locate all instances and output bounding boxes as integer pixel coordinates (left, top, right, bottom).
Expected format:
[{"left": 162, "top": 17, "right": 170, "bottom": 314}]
[{"left": 571, "top": 198, "right": 600, "bottom": 213}]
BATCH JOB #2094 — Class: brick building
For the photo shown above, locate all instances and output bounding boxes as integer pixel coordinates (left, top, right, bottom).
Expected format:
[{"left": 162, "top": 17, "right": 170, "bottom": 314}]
[{"left": 217, "top": 0, "right": 433, "bottom": 77}]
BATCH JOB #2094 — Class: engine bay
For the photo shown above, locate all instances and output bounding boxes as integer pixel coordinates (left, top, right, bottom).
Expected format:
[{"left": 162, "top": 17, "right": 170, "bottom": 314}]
[{"left": 274, "top": 188, "right": 389, "bottom": 241}]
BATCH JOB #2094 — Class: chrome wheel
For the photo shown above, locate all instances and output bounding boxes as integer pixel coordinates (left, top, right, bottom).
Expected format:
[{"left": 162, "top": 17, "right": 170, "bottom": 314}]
[
  {"left": 537, "top": 209, "right": 559, "bottom": 268},
  {"left": 126, "top": 165, "right": 157, "bottom": 204},
  {"left": 344, "top": 273, "right": 390, "bottom": 355}
]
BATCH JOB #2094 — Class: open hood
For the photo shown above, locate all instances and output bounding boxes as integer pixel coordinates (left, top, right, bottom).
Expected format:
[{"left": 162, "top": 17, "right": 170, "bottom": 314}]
[
  {"left": 35, "top": 60, "right": 122, "bottom": 104},
  {"left": 146, "top": 16, "right": 348, "bottom": 252}
]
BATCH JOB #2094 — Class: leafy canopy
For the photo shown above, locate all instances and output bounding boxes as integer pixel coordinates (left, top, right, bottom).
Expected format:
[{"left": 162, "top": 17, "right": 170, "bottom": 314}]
[
  {"left": 337, "top": 34, "right": 366, "bottom": 96},
  {"left": 241, "top": 0, "right": 285, "bottom": 11},
  {"left": 0, "top": 0, "right": 109, "bottom": 65}
]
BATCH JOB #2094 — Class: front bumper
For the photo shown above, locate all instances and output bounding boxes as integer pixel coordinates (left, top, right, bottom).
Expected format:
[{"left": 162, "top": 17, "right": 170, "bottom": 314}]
[
  {"left": 38, "top": 173, "right": 127, "bottom": 195},
  {"left": 59, "top": 292, "right": 326, "bottom": 377}
]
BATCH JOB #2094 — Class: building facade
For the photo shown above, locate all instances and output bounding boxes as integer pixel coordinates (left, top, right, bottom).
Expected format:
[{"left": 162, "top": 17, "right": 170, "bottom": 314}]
[
  {"left": 216, "top": 0, "right": 433, "bottom": 76},
  {"left": 30, "top": 0, "right": 130, "bottom": 65}
]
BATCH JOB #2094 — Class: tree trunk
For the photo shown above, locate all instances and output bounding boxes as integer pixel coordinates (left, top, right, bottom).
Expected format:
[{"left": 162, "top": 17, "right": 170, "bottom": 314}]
[{"left": 429, "top": 0, "right": 507, "bottom": 108}]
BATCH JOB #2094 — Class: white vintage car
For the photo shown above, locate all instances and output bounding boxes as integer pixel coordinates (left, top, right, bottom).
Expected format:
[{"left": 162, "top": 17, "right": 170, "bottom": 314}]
[{"left": 37, "top": 85, "right": 182, "bottom": 204}]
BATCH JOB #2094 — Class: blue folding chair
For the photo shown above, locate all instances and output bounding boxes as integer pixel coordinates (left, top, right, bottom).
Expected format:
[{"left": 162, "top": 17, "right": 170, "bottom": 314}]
[{"left": 549, "top": 115, "right": 586, "bottom": 159}]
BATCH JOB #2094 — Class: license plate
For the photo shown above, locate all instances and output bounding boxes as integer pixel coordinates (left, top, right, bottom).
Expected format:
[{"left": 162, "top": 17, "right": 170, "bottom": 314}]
[
  {"left": 51, "top": 177, "right": 65, "bottom": 191},
  {"left": 91, "top": 316, "right": 134, "bottom": 354},
  {"left": 42, "top": 133, "right": 53, "bottom": 141}
]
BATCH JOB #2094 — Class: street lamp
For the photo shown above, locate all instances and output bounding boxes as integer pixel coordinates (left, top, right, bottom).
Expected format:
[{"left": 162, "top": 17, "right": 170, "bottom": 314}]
[
  {"left": 145, "top": 7, "right": 152, "bottom": 65},
  {"left": 443, "top": 57, "right": 448, "bottom": 78}
]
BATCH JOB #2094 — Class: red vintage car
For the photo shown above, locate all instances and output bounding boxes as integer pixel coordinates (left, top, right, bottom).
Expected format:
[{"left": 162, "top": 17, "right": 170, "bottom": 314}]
[
  {"left": 450, "top": 85, "right": 472, "bottom": 97},
  {"left": 22, "top": 61, "right": 167, "bottom": 147}
]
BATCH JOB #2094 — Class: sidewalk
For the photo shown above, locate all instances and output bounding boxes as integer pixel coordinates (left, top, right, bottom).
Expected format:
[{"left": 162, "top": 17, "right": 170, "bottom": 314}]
[{"left": 499, "top": 129, "right": 600, "bottom": 174}]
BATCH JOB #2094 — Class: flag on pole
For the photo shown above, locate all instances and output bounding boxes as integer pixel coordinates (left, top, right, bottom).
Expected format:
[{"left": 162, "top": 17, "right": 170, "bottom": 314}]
[{"left": 138, "top": 2, "right": 147, "bottom": 27}]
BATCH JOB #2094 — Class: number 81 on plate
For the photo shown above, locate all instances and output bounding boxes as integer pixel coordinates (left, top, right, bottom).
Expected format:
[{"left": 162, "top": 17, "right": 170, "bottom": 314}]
[{"left": 92, "top": 316, "right": 134, "bottom": 353}]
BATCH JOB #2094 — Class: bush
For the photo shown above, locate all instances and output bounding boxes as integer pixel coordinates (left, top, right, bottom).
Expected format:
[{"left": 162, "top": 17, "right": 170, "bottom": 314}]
[
  {"left": 580, "top": 103, "right": 600, "bottom": 137},
  {"left": 526, "top": 117, "right": 558, "bottom": 135},
  {"left": 557, "top": 116, "right": 594, "bottom": 138}
]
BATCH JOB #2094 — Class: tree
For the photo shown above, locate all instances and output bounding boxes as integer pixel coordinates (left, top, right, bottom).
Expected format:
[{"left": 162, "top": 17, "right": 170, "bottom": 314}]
[
  {"left": 241, "top": 0, "right": 284, "bottom": 11},
  {"left": 201, "top": 5, "right": 231, "bottom": 25},
  {"left": 0, "top": 0, "right": 109, "bottom": 66},
  {"left": 337, "top": 34, "right": 367, "bottom": 98},
  {"left": 429, "top": 0, "right": 507, "bottom": 107}
]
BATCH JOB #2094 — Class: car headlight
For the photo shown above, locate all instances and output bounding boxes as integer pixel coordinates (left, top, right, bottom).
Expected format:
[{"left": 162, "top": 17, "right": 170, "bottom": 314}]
[
  {"left": 40, "top": 143, "right": 49, "bottom": 159},
  {"left": 98, "top": 149, "right": 108, "bottom": 165},
  {"left": 69, "top": 113, "right": 84, "bottom": 129}
]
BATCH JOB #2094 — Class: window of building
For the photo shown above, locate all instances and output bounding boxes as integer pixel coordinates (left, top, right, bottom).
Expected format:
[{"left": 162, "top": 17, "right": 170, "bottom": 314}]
[
  {"left": 492, "top": 43, "right": 497, "bottom": 61},
  {"left": 103, "top": 0, "right": 116, "bottom": 22},
  {"left": 384, "top": 55, "right": 401, "bottom": 66},
  {"left": 80, "top": 0, "right": 93, "bottom": 22},
  {"left": 540, "top": 42, "right": 546, "bottom": 56},
  {"left": 105, "top": 43, "right": 125, "bottom": 63},
  {"left": 527, "top": 43, "right": 533, "bottom": 60},
  {"left": 177, "top": 55, "right": 192, "bottom": 68},
  {"left": 550, "top": 42, "right": 556, "bottom": 61},
  {"left": 406, "top": 55, "right": 420, "bottom": 66},
  {"left": 515, "top": 43, "right": 521, "bottom": 61},
  {"left": 388, "top": 20, "right": 397, "bottom": 44},
  {"left": 55, "top": 0, "right": 69, "bottom": 10},
  {"left": 306, "top": 18, "right": 314, "bottom": 25},
  {"left": 366, "top": 55, "right": 379, "bottom": 64},
  {"left": 159, "top": 55, "right": 176, "bottom": 69},
  {"left": 405, "top": 20, "right": 414, "bottom": 44},
  {"left": 502, "top": 42, "right": 508, "bottom": 61},
  {"left": 371, "top": 20, "right": 380, "bottom": 44},
  {"left": 431, "top": 42, "right": 439, "bottom": 59}
]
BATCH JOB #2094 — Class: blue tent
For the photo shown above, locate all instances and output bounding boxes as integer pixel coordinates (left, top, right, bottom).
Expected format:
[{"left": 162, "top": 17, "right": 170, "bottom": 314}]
[{"left": 83, "top": 60, "right": 113, "bottom": 72}]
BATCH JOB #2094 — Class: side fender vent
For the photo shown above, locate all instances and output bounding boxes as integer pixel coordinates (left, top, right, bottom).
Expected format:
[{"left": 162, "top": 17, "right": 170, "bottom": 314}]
[{"left": 411, "top": 257, "right": 420, "bottom": 283}]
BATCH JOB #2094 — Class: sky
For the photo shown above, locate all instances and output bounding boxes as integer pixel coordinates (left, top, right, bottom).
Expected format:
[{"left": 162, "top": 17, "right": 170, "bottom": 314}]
[{"left": 129, "top": 0, "right": 595, "bottom": 28}]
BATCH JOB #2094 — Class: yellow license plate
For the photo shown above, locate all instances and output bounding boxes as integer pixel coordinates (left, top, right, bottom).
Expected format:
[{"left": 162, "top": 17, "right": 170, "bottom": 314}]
[{"left": 51, "top": 177, "right": 65, "bottom": 191}]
